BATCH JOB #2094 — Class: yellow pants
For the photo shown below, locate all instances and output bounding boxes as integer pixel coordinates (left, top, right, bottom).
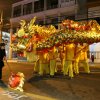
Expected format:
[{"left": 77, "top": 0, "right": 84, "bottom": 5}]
[
  {"left": 34, "top": 60, "right": 39, "bottom": 73},
  {"left": 50, "top": 59, "right": 56, "bottom": 76},
  {"left": 81, "top": 60, "right": 90, "bottom": 73},
  {"left": 63, "top": 60, "right": 74, "bottom": 78},
  {"left": 55, "top": 66, "right": 57, "bottom": 73},
  {"left": 39, "top": 63, "right": 49, "bottom": 75},
  {"left": 73, "top": 60, "right": 79, "bottom": 74},
  {"left": 62, "top": 59, "right": 64, "bottom": 72}
]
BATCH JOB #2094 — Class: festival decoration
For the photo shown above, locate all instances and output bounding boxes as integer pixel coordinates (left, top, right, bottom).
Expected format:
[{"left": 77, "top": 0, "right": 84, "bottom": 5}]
[
  {"left": 11, "top": 17, "right": 57, "bottom": 51},
  {"left": 11, "top": 17, "right": 100, "bottom": 52},
  {"left": 36, "top": 20, "right": 100, "bottom": 50},
  {"left": 26, "top": 42, "right": 33, "bottom": 52},
  {"left": 8, "top": 72, "right": 25, "bottom": 92},
  {"left": 11, "top": 35, "right": 16, "bottom": 42}
]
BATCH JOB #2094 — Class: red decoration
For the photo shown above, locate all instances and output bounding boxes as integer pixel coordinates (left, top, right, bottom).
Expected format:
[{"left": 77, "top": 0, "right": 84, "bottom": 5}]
[
  {"left": 11, "top": 35, "right": 16, "bottom": 42},
  {"left": 23, "top": 34, "right": 28, "bottom": 38},
  {"left": 9, "top": 73, "right": 20, "bottom": 88},
  {"left": 26, "top": 43, "right": 33, "bottom": 52},
  {"left": 42, "top": 49, "right": 48, "bottom": 53}
]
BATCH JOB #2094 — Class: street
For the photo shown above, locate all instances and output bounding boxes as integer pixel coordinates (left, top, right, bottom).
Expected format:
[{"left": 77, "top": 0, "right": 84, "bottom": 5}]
[{"left": 1, "top": 61, "right": 100, "bottom": 100}]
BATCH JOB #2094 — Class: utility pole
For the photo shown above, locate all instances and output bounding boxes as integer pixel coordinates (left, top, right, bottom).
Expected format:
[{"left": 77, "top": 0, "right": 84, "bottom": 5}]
[{"left": 0, "top": 10, "right": 3, "bottom": 43}]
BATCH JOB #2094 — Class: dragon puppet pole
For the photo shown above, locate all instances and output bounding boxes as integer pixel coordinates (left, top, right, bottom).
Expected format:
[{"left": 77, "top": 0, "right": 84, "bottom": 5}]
[{"left": 5, "top": 59, "right": 12, "bottom": 73}]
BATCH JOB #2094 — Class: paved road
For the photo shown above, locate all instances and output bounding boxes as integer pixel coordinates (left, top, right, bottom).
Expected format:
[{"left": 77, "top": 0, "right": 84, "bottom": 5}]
[{"left": 1, "top": 61, "right": 100, "bottom": 100}]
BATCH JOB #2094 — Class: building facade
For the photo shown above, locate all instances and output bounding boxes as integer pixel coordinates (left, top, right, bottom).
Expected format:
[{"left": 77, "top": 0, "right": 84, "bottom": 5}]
[
  {"left": 10, "top": 0, "right": 75, "bottom": 28},
  {"left": 10, "top": 0, "right": 100, "bottom": 29}
]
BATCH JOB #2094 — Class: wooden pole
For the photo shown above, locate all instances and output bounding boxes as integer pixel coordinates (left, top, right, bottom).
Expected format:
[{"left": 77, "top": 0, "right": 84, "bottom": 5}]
[
  {"left": 9, "top": 21, "right": 13, "bottom": 59},
  {"left": 0, "top": 10, "right": 3, "bottom": 43}
]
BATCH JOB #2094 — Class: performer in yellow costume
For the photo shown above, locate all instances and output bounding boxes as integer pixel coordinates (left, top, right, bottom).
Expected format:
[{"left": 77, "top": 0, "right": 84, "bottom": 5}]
[
  {"left": 49, "top": 46, "right": 57, "bottom": 77},
  {"left": 59, "top": 45, "right": 66, "bottom": 72},
  {"left": 79, "top": 43, "right": 90, "bottom": 73},
  {"left": 26, "top": 42, "right": 37, "bottom": 62},
  {"left": 33, "top": 55, "right": 39, "bottom": 74},
  {"left": 33, "top": 42, "right": 40, "bottom": 74},
  {"left": 38, "top": 50, "right": 49, "bottom": 76},
  {"left": 26, "top": 42, "right": 40, "bottom": 74},
  {"left": 73, "top": 43, "right": 81, "bottom": 75},
  {"left": 63, "top": 43, "right": 75, "bottom": 78},
  {"left": 54, "top": 47, "right": 59, "bottom": 73}
]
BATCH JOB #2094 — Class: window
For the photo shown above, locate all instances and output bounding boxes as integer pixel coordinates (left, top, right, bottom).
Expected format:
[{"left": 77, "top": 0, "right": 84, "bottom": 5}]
[
  {"left": 51, "top": 17, "right": 58, "bottom": 24},
  {"left": 61, "top": 14, "right": 75, "bottom": 20},
  {"left": 23, "top": 2, "right": 32, "bottom": 15},
  {"left": 13, "top": 5, "right": 21, "bottom": 17},
  {"left": 45, "top": 17, "right": 52, "bottom": 25},
  {"left": 47, "top": 0, "right": 58, "bottom": 10},
  {"left": 61, "top": 0, "right": 65, "bottom": 3},
  {"left": 38, "top": 20, "right": 44, "bottom": 25},
  {"left": 34, "top": 0, "right": 44, "bottom": 12},
  {"left": 65, "top": 0, "right": 69, "bottom": 2}
]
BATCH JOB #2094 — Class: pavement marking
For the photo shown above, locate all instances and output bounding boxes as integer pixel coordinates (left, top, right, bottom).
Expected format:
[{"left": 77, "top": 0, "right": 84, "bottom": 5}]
[
  {"left": 1, "top": 90, "right": 32, "bottom": 100},
  {"left": 0, "top": 89, "right": 57, "bottom": 100}
]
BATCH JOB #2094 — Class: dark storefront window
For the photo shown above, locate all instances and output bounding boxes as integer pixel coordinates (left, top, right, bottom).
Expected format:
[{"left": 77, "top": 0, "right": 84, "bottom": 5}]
[
  {"left": 45, "top": 16, "right": 58, "bottom": 25},
  {"left": 51, "top": 17, "right": 58, "bottom": 29},
  {"left": 38, "top": 20, "right": 44, "bottom": 25},
  {"left": 34, "top": 0, "right": 44, "bottom": 13},
  {"left": 13, "top": 5, "right": 21, "bottom": 17},
  {"left": 60, "top": 14, "right": 75, "bottom": 21},
  {"left": 70, "top": 0, "right": 74, "bottom": 1},
  {"left": 65, "top": 0, "right": 69, "bottom": 2},
  {"left": 23, "top": 2, "right": 32, "bottom": 15},
  {"left": 51, "top": 17, "right": 58, "bottom": 24},
  {"left": 47, "top": 0, "right": 58, "bottom": 10}
]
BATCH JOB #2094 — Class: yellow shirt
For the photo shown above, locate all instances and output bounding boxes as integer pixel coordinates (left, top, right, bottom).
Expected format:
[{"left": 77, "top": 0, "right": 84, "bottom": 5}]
[
  {"left": 49, "top": 50, "right": 57, "bottom": 60},
  {"left": 49, "top": 47, "right": 58, "bottom": 60},
  {"left": 74, "top": 44, "right": 82, "bottom": 61},
  {"left": 39, "top": 52, "right": 49, "bottom": 63},
  {"left": 79, "top": 44, "right": 89, "bottom": 60},
  {"left": 65, "top": 43, "right": 75, "bottom": 60}
]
